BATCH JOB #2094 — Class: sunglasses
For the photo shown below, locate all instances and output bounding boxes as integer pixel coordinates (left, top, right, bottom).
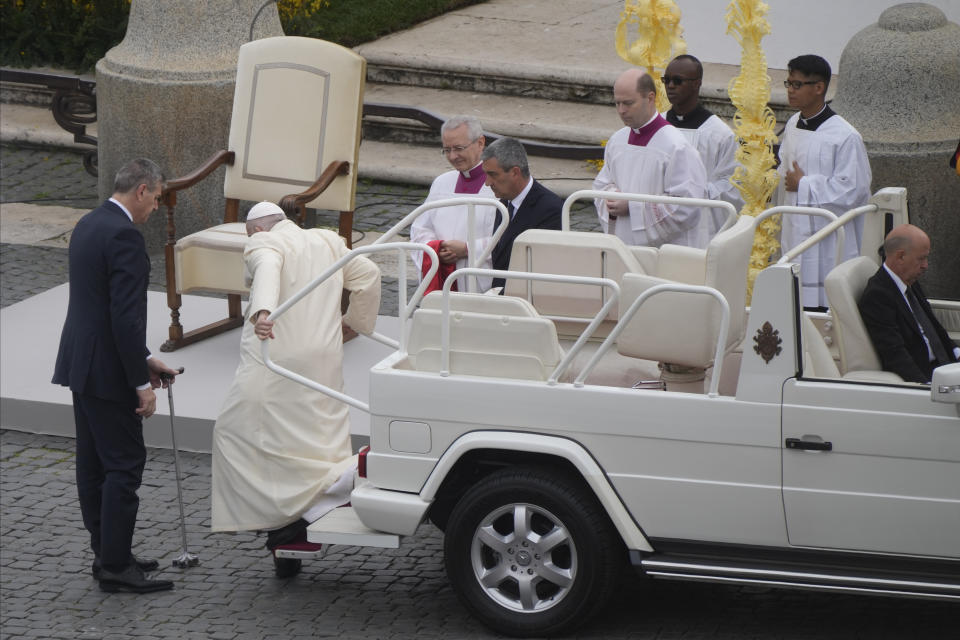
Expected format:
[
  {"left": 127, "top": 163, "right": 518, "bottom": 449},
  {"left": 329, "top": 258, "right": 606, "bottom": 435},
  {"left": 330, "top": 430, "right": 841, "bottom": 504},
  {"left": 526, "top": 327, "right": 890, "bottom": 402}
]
[
  {"left": 661, "top": 76, "right": 699, "bottom": 86},
  {"left": 783, "top": 80, "right": 820, "bottom": 90}
]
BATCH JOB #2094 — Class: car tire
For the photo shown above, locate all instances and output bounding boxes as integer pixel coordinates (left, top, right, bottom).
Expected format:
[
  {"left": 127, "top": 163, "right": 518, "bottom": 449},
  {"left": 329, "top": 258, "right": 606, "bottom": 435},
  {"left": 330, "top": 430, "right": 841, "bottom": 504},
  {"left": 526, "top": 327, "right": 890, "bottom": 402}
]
[{"left": 444, "top": 466, "right": 623, "bottom": 637}]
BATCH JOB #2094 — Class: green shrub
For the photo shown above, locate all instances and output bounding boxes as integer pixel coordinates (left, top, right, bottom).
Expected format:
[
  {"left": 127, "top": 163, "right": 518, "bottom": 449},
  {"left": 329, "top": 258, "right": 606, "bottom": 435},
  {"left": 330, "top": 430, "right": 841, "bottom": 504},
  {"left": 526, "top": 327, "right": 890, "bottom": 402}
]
[{"left": 0, "top": 0, "right": 484, "bottom": 72}]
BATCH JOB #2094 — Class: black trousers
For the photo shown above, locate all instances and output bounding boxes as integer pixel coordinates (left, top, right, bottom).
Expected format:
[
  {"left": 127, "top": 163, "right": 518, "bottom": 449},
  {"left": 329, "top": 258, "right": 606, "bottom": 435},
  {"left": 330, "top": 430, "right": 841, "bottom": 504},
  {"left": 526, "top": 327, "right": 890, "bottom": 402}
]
[{"left": 72, "top": 391, "right": 146, "bottom": 573}]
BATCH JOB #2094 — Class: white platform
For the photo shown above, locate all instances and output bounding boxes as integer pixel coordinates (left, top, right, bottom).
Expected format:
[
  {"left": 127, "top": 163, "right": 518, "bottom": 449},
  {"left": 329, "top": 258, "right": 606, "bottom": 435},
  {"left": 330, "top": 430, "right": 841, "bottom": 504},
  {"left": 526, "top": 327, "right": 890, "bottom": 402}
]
[{"left": 0, "top": 284, "right": 400, "bottom": 453}]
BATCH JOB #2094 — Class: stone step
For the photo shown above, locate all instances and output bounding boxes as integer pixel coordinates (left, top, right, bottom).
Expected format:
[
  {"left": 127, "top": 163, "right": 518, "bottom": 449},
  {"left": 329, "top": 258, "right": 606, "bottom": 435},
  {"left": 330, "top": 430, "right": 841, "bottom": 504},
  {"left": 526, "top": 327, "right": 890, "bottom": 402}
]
[
  {"left": 362, "top": 81, "right": 620, "bottom": 147},
  {"left": 360, "top": 53, "right": 798, "bottom": 125}
]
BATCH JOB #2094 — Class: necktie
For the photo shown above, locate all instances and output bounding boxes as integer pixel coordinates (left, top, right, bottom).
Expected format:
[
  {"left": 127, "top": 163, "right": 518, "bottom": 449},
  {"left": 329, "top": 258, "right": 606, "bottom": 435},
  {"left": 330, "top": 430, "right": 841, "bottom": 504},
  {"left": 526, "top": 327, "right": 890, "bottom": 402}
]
[
  {"left": 906, "top": 287, "right": 950, "bottom": 365},
  {"left": 494, "top": 200, "right": 514, "bottom": 229}
]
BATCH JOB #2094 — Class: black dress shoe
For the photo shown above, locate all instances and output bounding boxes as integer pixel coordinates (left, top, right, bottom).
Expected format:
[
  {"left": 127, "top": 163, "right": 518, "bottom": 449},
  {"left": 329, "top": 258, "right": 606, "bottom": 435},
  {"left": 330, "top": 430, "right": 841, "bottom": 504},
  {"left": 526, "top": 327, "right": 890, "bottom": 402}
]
[
  {"left": 273, "top": 554, "right": 302, "bottom": 579},
  {"left": 92, "top": 555, "right": 160, "bottom": 579},
  {"left": 265, "top": 518, "right": 308, "bottom": 550},
  {"left": 99, "top": 564, "right": 173, "bottom": 593}
]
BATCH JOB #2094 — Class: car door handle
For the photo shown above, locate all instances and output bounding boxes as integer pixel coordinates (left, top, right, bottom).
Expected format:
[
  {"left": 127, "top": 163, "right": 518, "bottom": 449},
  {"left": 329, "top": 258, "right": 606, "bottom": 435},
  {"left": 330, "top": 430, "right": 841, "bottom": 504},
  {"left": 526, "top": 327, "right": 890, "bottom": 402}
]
[{"left": 785, "top": 437, "right": 833, "bottom": 451}]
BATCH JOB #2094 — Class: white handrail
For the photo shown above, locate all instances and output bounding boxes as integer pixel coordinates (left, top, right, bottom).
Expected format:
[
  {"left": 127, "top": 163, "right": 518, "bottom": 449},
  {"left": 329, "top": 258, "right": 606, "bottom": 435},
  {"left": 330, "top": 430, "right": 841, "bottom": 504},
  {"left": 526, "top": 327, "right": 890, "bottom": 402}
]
[
  {"left": 260, "top": 242, "right": 439, "bottom": 413},
  {"left": 756, "top": 206, "right": 843, "bottom": 267},
  {"left": 573, "top": 283, "right": 731, "bottom": 398},
  {"left": 561, "top": 189, "right": 739, "bottom": 234},
  {"left": 439, "top": 268, "right": 620, "bottom": 384},
  {"left": 777, "top": 204, "right": 878, "bottom": 265},
  {"left": 375, "top": 196, "right": 510, "bottom": 293}
]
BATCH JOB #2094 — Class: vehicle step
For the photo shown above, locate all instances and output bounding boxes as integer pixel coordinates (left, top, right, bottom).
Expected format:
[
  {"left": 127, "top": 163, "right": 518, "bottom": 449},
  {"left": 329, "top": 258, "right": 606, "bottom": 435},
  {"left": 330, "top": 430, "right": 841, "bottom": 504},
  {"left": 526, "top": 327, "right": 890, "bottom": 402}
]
[
  {"left": 636, "top": 552, "right": 960, "bottom": 601},
  {"left": 305, "top": 506, "right": 400, "bottom": 549}
]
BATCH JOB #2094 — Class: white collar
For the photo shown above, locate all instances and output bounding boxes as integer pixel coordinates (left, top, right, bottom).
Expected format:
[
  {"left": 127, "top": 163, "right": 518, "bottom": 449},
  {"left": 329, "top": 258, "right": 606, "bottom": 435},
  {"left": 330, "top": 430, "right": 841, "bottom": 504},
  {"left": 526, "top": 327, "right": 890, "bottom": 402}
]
[
  {"left": 631, "top": 112, "right": 659, "bottom": 134},
  {"left": 109, "top": 197, "right": 133, "bottom": 222},
  {"left": 882, "top": 263, "right": 909, "bottom": 296},
  {"left": 509, "top": 177, "right": 534, "bottom": 212}
]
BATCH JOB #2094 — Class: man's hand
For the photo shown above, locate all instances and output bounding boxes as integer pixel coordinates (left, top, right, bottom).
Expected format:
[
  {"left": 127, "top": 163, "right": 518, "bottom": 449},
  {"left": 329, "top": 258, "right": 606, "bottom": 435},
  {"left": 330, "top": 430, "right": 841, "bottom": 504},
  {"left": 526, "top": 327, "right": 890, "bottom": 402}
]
[
  {"left": 785, "top": 161, "right": 804, "bottom": 192},
  {"left": 606, "top": 198, "right": 629, "bottom": 218},
  {"left": 254, "top": 310, "right": 275, "bottom": 341},
  {"left": 342, "top": 319, "right": 359, "bottom": 343},
  {"left": 147, "top": 358, "right": 181, "bottom": 389},
  {"left": 438, "top": 240, "right": 467, "bottom": 264},
  {"left": 135, "top": 388, "right": 157, "bottom": 418}
]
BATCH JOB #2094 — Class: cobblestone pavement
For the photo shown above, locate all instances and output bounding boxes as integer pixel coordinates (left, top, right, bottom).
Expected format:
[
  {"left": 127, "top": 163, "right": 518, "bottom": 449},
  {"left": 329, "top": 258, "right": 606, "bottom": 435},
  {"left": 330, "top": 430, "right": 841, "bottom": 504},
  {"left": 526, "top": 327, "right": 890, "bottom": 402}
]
[
  {"left": 3, "top": 429, "right": 958, "bottom": 640},
  {"left": 3, "top": 148, "right": 958, "bottom": 639}
]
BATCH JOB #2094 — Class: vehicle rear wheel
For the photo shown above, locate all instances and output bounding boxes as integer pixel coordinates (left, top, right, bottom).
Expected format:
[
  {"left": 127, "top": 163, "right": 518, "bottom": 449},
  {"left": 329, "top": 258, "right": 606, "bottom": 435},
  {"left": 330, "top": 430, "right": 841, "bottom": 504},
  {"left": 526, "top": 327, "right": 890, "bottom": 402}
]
[{"left": 444, "top": 466, "right": 622, "bottom": 637}]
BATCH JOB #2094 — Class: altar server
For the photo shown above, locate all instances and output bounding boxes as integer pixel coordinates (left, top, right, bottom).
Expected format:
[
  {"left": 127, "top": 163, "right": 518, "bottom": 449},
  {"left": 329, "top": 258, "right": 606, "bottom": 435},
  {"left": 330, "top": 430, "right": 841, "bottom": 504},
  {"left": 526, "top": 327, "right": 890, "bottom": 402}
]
[
  {"left": 594, "top": 68, "right": 709, "bottom": 248},
  {"left": 663, "top": 54, "right": 742, "bottom": 236},
  {"left": 777, "top": 54, "right": 872, "bottom": 309}
]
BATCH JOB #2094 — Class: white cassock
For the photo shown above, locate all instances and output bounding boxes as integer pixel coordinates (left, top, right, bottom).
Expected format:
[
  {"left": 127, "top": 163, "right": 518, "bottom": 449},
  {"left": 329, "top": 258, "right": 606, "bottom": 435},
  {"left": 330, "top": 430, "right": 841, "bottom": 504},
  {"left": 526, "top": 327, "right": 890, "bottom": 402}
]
[
  {"left": 410, "top": 165, "right": 498, "bottom": 292},
  {"left": 776, "top": 109, "right": 872, "bottom": 307},
  {"left": 594, "top": 116, "right": 709, "bottom": 248},
  {"left": 211, "top": 220, "right": 380, "bottom": 532},
  {"left": 665, "top": 108, "right": 743, "bottom": 237}
]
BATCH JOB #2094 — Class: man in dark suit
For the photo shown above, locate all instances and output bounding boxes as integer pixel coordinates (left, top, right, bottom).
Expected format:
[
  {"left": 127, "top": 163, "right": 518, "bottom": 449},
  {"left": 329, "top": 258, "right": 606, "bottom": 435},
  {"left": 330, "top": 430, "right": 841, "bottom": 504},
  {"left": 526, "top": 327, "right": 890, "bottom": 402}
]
[
  {"left": 482, "top": 137, "right": 563, "bottom": 289},
  {"left": 858, "top": 224, "right": 959, "bottom": 383},
  {"left": 52, "top": 158, "right": 181, "bottom": 593}
]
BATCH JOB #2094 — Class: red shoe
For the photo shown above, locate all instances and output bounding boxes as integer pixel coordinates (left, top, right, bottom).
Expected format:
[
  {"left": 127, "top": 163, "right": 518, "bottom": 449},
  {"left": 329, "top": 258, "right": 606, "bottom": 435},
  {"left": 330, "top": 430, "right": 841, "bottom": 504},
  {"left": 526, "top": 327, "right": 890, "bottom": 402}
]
[{"left": 274, "top": 540, "right": 323, "bottom": 553}]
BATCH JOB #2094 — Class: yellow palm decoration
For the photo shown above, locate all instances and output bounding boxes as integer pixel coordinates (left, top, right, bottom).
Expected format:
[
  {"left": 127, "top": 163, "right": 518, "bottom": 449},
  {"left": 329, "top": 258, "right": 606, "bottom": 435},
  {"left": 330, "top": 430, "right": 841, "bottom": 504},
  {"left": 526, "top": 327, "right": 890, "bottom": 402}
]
[
  {"left": 616, "top": 0, "right": 686, "bottom": 114},
  {"left": 725, "top": 0, "right": 780, "bottom": 297}
]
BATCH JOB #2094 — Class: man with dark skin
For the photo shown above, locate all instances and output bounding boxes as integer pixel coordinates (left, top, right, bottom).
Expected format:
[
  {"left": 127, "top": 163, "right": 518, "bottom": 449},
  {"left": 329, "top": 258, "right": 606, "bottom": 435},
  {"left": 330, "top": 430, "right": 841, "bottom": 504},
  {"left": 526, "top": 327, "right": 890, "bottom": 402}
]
[{"left": 662, "top": 54, "right": 741, "bottom": 234}]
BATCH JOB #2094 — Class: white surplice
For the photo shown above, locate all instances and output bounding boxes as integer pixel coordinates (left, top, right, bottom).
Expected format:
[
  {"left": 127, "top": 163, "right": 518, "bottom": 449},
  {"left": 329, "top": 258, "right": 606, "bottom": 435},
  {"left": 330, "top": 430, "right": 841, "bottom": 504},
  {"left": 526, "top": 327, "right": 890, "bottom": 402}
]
[
  {"left": 594, "top": 123, "right": 709, "bottom": 248},
  {"left": 671, "top": 114, "right": 743, "bottom": 237},
  {"left": 211, "top": 220, "right": 380, "bottom": 532},
  {"left": 777, "top": 111, "right": 872, "bottom": 307},
  {"left": 410, "top": 168, "right": 498, "bottom": 292}
]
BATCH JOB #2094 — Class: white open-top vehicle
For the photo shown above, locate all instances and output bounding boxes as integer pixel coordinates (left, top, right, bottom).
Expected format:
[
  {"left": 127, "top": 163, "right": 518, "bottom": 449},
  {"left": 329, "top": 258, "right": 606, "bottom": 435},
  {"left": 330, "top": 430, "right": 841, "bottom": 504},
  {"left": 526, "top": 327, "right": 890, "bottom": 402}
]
[{"left": 264, "top": 187, "right": 960, "bottom": 637}]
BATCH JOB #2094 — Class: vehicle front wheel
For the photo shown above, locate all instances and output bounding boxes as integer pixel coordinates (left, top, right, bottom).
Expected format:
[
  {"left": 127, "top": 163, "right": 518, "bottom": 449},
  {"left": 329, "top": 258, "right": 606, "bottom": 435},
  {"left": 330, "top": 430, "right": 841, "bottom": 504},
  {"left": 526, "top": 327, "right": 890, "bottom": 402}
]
[{"left": 444, "top": 466, "right": 623, "bottom": 637}]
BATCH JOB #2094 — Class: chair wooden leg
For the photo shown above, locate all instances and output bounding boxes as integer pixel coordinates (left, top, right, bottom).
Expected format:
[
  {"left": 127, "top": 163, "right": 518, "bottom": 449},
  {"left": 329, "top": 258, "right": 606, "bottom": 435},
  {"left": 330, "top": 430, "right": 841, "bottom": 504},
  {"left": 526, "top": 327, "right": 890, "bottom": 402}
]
[{"left": 339, "top": 210, "right": 354, "bottom": 248}]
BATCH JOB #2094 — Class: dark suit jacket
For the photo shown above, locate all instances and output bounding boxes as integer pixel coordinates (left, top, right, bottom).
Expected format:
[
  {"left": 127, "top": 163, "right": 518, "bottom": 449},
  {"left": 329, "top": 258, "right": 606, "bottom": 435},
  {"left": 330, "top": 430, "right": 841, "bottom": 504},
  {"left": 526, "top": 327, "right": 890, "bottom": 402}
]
[
  {"left": 52, "top": 200, "right": 151, "bottom": 403},
  {"left": 857, "top": 266, "right": 958, "bottom": 383},
  {"left": 491, "top": 179, "right": 563, "bottom": 288}
]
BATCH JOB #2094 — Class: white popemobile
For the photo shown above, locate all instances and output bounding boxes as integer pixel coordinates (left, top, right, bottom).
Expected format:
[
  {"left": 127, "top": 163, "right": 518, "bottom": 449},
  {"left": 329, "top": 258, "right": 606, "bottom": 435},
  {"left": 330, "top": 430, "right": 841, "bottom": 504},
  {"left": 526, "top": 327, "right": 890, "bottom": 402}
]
[{"left": 263, "top": 189, "right": 959, "bottom": 638}]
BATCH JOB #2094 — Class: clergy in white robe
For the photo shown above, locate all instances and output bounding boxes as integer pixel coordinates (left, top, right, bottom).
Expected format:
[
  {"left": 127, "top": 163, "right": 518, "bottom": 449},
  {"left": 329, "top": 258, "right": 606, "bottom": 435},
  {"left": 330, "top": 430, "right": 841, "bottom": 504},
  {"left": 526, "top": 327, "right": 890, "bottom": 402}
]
[
  {"left": 665, "top": 109, "right": 742, "bottom": 236},
  {"left": 211, "top": 206, "right": 380, "bottom": 534},
  {"left": 663, "top": 54, "right": 743, "bottom": 238},
  {"left": 411, "top": 165, "right": 497, "bottom": 292},
  {"left": 595, "top": 69, "right": 709, "bottom": 249},
  {"left": 778, "top": 55, "right": 872, "bottom": 308},
  {"left": 411, "top": 115, "right": 498, "bottom": 293}
]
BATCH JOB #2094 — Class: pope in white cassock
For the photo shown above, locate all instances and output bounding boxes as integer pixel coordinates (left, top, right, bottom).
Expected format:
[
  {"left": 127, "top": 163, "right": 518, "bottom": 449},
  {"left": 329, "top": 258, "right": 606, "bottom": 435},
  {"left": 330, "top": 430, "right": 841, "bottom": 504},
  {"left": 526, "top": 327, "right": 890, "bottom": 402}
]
[
  {"left": 777, "top": 55, "right": 872, "bottom": 308},
  {"left": 663, "top": 55, "right": 743, "bottom": 237},
  {"left": 211, "top": 202, "right": 380, "bottom": 573},
  {"left": 410, "top": 115, "right": 498, "bottom": 293},
  {"left": 595, "top": 68, "right": 709, "bottom": 249}
]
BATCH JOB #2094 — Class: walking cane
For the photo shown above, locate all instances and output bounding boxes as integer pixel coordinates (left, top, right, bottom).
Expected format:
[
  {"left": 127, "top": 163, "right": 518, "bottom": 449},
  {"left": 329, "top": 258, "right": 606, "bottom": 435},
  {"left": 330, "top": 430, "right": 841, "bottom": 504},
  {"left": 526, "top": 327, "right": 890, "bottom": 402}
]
[{"left": 161, "top": 367, "right": 199, "bottom": 569}]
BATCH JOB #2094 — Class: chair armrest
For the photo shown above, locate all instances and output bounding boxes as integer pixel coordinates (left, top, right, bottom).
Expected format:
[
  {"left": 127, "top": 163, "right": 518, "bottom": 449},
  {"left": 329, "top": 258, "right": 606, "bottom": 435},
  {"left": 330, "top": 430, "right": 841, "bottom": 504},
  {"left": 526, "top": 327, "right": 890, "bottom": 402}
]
[
  {"left": 161, "top": 150, "right": 235, "bottom": 205},
  {"left": 279, "top": 160, "right": 350, "bottom": 220}
]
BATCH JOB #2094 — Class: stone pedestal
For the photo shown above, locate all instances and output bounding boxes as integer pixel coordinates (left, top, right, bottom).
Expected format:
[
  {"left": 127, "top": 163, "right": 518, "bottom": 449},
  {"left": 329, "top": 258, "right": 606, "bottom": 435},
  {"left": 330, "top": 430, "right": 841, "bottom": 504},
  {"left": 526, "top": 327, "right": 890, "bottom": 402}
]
[
  {"left": 831, "top": 3, "right": 960, "bottom": 299},
  {"left": 96, "top": 0, "right": 283, "bottom": 253}
]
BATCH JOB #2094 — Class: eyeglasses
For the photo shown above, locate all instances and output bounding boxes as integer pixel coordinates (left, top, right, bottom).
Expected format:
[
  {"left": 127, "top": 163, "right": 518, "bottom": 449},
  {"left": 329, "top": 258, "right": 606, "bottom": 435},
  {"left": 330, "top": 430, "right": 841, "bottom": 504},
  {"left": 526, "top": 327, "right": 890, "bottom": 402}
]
[
  {"left": 440, "top": 139, "right": 479, "bottom": 156},
  {"left": 661, "top": 76, "right": 699, "bottom": 86},
  {"left": 783, "top": 80, "right": 820, "bottom": 90}
]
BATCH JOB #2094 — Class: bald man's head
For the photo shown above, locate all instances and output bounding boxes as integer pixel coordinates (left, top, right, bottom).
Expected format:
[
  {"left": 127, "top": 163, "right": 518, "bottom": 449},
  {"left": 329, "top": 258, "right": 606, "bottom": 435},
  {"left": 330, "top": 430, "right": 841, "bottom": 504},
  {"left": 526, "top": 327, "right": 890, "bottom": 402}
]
[
  {"left": 613, "top": 68, "right": 658, "bottom": 129},
  {"left": 884, "top": 224, "right": 930, "bottom": 285}
]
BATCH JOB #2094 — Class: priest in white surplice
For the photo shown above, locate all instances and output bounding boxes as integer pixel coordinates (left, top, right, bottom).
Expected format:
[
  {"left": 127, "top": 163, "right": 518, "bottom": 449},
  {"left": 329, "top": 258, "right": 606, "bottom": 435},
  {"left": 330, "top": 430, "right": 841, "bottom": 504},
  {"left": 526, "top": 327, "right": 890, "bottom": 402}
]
[
  {"left": 594, "top": 68, "right": 709, "bottom": 249},
  {"left": 410, "top": 115, "right": 498, "bottom": 292},
  {"left": 211, "top": 202, "right": 380, "bottom": 576},
  {"left": 663, "top": 55, "right": 742, "bottom": 237},
  {"left": 777, "top": 54, "right": 872, "bottom": 308}
]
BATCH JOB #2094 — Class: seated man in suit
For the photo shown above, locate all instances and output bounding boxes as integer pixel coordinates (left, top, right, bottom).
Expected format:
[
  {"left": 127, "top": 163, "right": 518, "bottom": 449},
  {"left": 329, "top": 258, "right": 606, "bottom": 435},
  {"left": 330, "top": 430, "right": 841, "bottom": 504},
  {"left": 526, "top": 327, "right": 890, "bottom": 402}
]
[
  {"left": 858, "top": 224, "right": 959, "bottom": 383},
  {"left": 482, "top": 137, "right": 563, "bottom": 289}
]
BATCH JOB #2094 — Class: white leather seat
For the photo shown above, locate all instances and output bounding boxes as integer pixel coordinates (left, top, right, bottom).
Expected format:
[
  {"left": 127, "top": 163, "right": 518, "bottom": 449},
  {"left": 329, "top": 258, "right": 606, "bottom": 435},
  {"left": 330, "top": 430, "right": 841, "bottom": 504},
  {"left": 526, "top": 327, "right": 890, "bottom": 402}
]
[
  {"left": 407, "top": 292, "right": 563, "bottom": 380},
  {"left": 824, "top": 256, "right": 905, "bottom": 383},
  {"left": 615, "top": 215, "right": 756, "bottom": 368},
  {"left": 503, "top": 230, "right": 644, "bottom": 335}
]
